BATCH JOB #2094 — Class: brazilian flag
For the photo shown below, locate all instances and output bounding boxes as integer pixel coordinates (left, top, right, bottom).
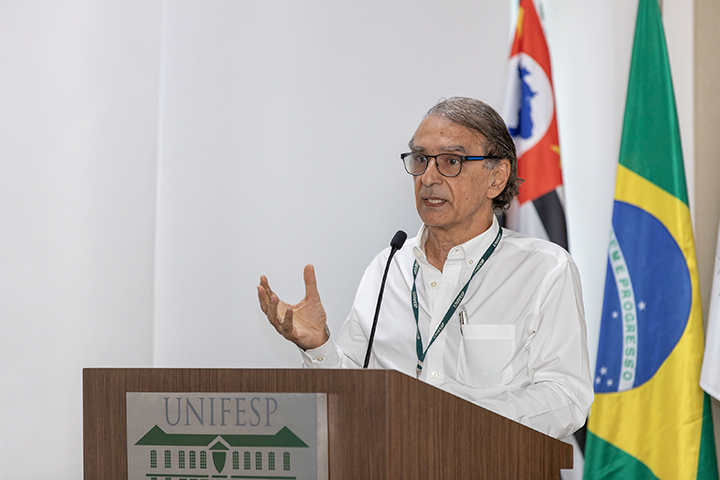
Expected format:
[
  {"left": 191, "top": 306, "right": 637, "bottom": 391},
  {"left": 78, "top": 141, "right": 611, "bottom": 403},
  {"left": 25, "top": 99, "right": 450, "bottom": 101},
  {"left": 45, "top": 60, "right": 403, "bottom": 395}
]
[{"left": 583, "top": 0, "right": 718, "bottom": 478}]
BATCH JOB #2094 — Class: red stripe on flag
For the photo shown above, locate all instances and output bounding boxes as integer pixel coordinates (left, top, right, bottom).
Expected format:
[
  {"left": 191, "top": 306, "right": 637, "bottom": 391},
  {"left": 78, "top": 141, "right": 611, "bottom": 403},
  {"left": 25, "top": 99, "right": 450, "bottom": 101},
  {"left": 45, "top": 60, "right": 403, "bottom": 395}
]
[
  {"left": 510, "top": 0, "right": 563, "bottom": 205},
  {"left": 516, "top": 114, "right": 562, "bottom": 204}
]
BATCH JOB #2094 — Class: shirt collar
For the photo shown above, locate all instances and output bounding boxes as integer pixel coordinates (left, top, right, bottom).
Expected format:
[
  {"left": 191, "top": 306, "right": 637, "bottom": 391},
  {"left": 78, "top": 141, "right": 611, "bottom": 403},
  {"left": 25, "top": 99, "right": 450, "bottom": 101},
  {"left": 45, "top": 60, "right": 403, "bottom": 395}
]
[{"left": 412, "top": 216, "right": 501, "bottom": 268}]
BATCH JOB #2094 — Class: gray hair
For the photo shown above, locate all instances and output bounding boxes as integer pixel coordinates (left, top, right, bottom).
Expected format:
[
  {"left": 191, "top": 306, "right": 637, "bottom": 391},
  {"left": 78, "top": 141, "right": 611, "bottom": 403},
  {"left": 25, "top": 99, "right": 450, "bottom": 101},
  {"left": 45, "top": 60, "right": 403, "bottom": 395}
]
[{"left": 415, "top": 96, "right": 522, "bottom": 214}]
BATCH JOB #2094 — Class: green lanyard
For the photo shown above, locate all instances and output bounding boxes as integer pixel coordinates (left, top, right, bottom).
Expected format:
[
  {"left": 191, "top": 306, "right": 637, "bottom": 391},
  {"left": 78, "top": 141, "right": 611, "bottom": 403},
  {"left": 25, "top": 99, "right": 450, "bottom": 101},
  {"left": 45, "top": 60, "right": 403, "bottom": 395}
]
[{"left": 412, "top": 227, "right": 503, "bottom": 378}]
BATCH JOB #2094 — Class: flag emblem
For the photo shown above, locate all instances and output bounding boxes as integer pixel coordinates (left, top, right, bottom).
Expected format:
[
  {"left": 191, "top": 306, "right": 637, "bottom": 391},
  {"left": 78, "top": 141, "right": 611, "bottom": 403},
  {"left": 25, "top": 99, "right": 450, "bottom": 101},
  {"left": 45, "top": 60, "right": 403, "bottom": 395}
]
[
  {"left": 505, "top": 52, "right": 554, "bottom": 157},
  {"left": 595, "top": 201, "right": 690, "bottom": 394}
]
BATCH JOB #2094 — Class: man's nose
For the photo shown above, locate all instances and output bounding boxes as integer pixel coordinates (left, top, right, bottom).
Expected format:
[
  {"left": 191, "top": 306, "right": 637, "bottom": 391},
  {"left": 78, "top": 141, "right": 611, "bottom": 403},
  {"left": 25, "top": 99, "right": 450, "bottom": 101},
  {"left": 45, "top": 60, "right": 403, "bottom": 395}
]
[{"left": 421, "top": 157, "right": 443, "bottom": 185}]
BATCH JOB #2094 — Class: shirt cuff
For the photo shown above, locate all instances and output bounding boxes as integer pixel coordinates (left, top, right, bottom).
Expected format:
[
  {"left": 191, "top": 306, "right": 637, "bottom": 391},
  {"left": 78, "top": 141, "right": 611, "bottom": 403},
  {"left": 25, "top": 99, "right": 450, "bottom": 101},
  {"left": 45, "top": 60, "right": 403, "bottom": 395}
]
[{"left": 299, "top": 327, "right": 341, "bottom": 367}]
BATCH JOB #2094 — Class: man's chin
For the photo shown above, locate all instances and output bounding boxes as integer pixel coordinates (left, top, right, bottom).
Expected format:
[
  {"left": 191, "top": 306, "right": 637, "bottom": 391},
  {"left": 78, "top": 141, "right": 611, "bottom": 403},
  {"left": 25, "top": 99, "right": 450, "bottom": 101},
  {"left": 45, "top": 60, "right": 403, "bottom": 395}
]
[{"left": 417, "top": 211, "right": 449, "bottom": 230}]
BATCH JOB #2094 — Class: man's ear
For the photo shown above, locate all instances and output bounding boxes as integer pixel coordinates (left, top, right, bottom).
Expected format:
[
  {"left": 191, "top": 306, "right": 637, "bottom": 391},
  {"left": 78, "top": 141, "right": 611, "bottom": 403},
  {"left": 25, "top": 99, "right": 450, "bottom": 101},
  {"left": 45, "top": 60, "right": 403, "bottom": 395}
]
[{"left": 487, "top": 159, "right": 511, "bottom": 199}]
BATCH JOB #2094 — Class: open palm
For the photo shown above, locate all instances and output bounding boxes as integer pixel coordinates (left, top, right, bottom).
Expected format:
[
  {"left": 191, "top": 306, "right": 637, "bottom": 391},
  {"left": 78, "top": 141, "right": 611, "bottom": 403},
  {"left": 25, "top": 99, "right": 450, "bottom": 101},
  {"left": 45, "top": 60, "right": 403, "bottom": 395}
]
[{"left": 257, "top": 264, "right": 328, "bottom": 350}]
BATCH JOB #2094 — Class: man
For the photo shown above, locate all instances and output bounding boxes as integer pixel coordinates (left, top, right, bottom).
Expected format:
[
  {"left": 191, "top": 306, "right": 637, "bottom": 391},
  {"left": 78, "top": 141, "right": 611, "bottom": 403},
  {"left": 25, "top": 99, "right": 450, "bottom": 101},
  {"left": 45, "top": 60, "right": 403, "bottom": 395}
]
[{"left": 257, "top": 97, "right": 593, "bottom": 439}]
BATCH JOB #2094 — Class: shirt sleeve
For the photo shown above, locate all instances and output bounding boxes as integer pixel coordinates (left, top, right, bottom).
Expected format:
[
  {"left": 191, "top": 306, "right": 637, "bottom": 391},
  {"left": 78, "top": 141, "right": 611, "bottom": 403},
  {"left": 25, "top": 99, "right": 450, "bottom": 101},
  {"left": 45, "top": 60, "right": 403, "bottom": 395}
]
[
  {"left": 443, "top": 257, "right": 594, "bottom": 439},
  {"left": 298, "top": 325, "right": 364, "bottom": 369}
]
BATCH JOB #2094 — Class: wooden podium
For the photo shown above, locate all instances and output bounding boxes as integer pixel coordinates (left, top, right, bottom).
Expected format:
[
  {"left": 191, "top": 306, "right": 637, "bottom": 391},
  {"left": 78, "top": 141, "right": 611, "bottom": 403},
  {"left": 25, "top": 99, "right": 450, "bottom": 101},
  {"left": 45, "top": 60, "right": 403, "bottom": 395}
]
[{"left": 83, "top": 368, "right": 572, "bottom": 479}]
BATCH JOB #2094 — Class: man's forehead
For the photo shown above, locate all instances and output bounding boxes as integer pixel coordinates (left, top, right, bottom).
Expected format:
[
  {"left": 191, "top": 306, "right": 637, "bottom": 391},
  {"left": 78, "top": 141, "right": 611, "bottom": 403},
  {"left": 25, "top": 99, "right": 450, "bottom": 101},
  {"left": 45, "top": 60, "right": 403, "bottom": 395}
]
[{"left": 410, "top": 115, "right": 486, "bottom": 150}]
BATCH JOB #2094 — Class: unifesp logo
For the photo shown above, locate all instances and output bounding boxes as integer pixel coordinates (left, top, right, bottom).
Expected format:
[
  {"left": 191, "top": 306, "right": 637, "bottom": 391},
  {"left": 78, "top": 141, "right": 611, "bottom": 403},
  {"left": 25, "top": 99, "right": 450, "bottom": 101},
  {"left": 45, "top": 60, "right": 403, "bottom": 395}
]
[{"left": 126, "top": 393, "right": 327, "bottom": 480}]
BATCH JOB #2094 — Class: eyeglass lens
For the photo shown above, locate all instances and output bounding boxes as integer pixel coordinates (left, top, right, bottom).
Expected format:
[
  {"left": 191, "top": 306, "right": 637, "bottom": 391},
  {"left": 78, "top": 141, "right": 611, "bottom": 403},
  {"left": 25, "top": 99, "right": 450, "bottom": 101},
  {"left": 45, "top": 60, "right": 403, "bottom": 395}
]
[{"left": 403, "top": 153, "right": 464, "bottom": 177}]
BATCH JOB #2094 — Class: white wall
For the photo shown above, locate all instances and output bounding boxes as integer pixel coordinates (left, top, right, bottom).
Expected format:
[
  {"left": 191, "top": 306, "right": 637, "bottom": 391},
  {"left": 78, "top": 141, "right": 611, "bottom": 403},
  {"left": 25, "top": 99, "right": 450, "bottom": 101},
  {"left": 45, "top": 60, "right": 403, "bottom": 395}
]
[
  {"left": 0, "top": 1, "right": 697, "bottom": 478},
  {"left": 0, "top": 1, "right": 160, "bottom": 478}
]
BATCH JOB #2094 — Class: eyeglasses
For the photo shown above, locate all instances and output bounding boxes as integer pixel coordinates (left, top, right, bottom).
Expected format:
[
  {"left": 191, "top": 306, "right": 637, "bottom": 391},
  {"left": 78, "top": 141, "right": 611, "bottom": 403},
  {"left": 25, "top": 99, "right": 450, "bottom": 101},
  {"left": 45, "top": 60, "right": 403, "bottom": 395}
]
[{"left": 400, "top": 152, "right": 500, "bottom": 177}]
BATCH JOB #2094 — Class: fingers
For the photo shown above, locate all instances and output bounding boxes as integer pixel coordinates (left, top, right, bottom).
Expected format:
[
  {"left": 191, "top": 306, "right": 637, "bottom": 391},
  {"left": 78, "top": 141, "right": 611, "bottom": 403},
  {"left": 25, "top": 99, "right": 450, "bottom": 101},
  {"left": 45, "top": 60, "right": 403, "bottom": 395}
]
[
  {"left": 257, "top": 277, "right": 272, "bottom": 314},
  {"left": 258, "top": 275, "right": 282, "bottom": 314},
  {"left": 262, "top": 288, "right": 295, "bottom": 341},
  {"left": 260, "top": 291, "right": 278, "bottom": 325},
  {"left": 257, "top": 275, "right": 282, "bottom": 329},
  {"left": 258, "top": 275, "right": 274, "bottom": 300},
  {"left": 280, "top": 305, "right": 294, "bottom": 339},
  {"left": 303, "top": 264, "right": 321, "bottom": 300}
]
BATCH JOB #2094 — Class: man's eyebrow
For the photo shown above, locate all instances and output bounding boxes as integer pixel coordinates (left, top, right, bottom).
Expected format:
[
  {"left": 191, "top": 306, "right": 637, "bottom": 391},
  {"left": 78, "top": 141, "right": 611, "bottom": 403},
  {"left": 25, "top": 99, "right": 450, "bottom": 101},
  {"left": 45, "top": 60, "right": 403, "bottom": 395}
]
[
  {"left": 440, "top": 145, "right": 470, "bottom": 154},
  {"left": 410, "top": 145, "right": 470, "bottom": 154}
]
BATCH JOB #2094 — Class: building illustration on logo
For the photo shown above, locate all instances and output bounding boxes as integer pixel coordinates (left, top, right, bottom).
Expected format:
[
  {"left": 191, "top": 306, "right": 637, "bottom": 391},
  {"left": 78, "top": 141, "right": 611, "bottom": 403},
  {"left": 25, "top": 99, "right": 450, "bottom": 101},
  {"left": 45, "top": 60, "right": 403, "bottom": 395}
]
[{"left": 134, "top": 424, "right": 309, "bottom": 479}]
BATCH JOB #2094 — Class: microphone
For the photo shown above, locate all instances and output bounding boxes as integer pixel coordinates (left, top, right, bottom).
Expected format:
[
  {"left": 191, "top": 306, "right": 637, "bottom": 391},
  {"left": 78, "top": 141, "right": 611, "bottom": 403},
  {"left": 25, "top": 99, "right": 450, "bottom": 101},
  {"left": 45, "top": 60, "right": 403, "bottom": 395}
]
[
  {"left": 390, "top": 230, "right": 407, "bottom": 251},
  {"left": 363, "top": 230, "right": 407, "bottom": 368}
]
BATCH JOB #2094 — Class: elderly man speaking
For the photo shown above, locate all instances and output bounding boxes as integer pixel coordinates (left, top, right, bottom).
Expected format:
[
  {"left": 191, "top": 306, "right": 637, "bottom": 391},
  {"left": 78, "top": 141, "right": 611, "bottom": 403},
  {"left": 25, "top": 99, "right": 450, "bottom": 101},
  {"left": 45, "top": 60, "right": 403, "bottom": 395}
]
[{"left": 257, "top": 97, "right": 593, "bottom": 439}]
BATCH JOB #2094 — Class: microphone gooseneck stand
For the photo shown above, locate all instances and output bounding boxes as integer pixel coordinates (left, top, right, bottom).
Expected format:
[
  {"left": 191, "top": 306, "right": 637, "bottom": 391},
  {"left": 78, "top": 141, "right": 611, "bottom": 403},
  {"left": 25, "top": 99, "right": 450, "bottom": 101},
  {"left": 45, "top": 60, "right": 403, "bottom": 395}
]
[{"left": 363, "top": 230, "right": 407, "bottom": 369}]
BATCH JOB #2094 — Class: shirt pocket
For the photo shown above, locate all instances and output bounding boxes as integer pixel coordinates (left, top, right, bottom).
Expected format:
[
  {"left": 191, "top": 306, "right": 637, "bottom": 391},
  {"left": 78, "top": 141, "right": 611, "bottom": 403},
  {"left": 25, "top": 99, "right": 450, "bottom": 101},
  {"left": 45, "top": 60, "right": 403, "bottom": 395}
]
[{"left": 457, "top": 324, "right": 515, "bottom": 387}]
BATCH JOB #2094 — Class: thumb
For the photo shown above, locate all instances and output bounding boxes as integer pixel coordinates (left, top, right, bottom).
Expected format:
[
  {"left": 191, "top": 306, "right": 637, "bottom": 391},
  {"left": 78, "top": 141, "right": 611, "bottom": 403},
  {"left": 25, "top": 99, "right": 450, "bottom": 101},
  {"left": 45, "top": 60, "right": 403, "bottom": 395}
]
[{"left": 303, "top": 264, "right": 321, "bottom": 300}]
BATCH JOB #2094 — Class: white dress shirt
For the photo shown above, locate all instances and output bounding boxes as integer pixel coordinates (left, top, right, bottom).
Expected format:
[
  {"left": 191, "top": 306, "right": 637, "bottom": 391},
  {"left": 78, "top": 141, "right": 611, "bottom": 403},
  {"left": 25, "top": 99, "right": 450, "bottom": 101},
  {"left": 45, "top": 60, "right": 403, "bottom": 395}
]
[{"left": 301, "top": 216, "right": 594, "bottom": 439}]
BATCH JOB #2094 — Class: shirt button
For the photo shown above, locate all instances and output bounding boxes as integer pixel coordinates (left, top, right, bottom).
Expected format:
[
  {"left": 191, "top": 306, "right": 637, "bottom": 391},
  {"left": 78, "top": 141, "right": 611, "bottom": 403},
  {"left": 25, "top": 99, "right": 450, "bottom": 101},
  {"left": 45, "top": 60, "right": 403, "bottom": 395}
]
[
  {"left": 431, "top": 371, "right": 439, "bottom": 378},
  {"left": 469, "top": 259, "right": 474, "bottom": 265},
  {"left": 316, "top": 356, "right": 324, "bottom": 362},
  {"left": 430, "top": 281, "right": 437, "bottom": 287}
]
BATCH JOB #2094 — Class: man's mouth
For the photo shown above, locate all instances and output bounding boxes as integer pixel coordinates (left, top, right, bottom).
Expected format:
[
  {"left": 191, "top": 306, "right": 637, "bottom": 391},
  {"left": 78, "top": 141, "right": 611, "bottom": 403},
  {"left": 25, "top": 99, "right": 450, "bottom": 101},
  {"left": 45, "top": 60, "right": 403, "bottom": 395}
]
[{"left": 424, "top": 198, "right": 446, "bottom": 205}]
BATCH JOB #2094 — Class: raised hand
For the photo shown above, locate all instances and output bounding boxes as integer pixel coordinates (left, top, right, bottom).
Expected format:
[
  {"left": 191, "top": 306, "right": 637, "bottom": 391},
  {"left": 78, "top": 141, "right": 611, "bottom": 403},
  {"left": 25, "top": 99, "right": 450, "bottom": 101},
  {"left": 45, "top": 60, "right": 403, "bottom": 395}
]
[{"left": 257, "top": 264, "right": 329, "bottom": 350}]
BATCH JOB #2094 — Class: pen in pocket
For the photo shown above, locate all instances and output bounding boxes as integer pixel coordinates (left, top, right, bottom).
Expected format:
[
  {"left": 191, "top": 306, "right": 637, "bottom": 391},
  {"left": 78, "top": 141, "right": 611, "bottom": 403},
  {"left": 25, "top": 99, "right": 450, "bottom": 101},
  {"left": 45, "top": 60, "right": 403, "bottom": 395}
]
[{"left": 459, "top": 306, "right": 468, "bottom": 335}]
